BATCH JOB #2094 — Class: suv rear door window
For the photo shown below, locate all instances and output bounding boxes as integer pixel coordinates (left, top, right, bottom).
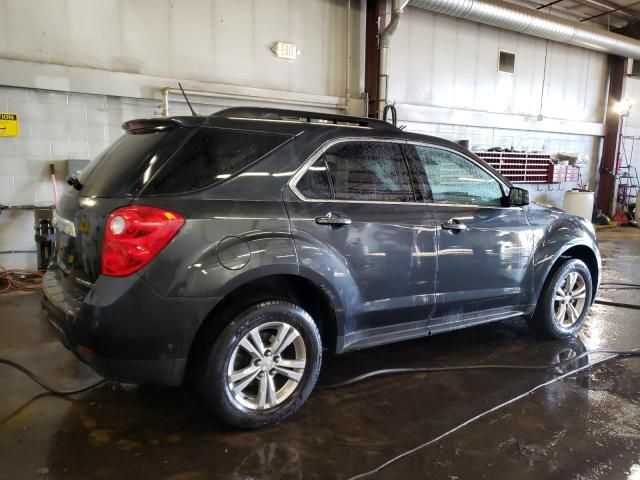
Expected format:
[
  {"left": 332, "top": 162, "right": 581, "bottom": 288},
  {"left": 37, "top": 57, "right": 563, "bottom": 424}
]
[
  {"left": 146, "top": 127, "right": 290, "bottom": 195},
  {"left": 321, "top": 141, "right": 414, "bottom": 202}
]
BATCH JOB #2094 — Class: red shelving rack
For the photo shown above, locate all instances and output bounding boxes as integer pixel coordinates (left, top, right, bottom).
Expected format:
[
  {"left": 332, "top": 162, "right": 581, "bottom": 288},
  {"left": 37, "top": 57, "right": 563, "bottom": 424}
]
[{"left": 475, "top": 151, "right": 579, "bottom": 184}]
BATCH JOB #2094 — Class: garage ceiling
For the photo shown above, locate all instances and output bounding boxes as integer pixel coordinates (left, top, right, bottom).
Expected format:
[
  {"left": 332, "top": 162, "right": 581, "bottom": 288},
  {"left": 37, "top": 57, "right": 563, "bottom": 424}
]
[{"left": 530, "top": 0, "right": 640, "bottom": 29}]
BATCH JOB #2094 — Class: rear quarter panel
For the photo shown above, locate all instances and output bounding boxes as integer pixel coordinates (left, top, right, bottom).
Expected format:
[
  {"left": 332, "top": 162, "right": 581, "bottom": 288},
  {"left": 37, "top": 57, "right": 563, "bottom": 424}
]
[{"left": 135, "top": 197, "right": 297, "bottom": 298}]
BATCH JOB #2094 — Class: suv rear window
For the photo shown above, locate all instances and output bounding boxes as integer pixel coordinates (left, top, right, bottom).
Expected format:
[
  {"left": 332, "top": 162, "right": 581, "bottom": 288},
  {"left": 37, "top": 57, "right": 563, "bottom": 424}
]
[
  {"left": 144, "top": 127, "right": 290, "bottom": 195},
  {"left": 79, "top": 130, "right": 171, "bottom": 197}
]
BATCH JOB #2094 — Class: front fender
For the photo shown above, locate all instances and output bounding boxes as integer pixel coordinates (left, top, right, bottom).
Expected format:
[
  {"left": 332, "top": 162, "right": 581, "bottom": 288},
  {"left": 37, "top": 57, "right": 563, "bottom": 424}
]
[{"left": 528, "top": 212, "right": 600, "bottom": 310}]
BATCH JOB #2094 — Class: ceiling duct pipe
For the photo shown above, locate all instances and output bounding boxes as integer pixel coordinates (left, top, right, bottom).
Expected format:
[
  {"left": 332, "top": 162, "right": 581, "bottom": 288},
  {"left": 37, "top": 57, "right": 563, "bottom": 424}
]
[
  {"left": 408, "top": 0, "right": 640, "bottom": 59},
  {"left": 379, "top": 0, "right": 410, "bottom": 119}
]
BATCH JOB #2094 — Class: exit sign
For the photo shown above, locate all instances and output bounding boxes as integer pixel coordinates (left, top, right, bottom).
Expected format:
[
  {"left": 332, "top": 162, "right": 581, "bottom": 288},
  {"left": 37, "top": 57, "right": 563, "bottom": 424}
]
[
  {"left": 272, "top": 42, "right": 299, "bottom": 60},
  {"left": 0, "top": 113, "right": 19, "bottom": 137}
]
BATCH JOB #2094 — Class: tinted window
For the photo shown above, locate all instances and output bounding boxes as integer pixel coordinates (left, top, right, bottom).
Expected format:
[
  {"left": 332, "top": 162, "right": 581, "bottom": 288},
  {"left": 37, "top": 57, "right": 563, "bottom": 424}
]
[
  {"left": 296, "top": 158, "right": 332, "bottom": 199},
  {"left": 146, "top": 127, "right": 290, "bottom": 194},
  {"left": 323, "top": 142, "right": 414, "bottom": 202},
  {"left": 415, "top": 146, "right": 504, "bottom": 206},
  {"left": 80, "top": 131, "right": 171, "bottom": 197}
]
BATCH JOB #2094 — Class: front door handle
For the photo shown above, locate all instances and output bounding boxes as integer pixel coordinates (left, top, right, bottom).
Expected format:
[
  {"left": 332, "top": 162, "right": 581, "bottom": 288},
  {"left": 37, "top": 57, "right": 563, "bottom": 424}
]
[
  {"left": 315, "top": 212, "right": 352, "bottom": 227},
  {"left": 441, "top": 218, "right": 468, "bottom": 232}
]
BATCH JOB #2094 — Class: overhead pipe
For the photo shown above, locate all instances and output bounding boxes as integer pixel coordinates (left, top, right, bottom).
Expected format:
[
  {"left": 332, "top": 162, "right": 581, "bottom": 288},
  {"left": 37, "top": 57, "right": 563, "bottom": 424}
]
[
  {"left": 160, "top": 87, "right": 347, "bottom": 117},
  {"left": 408, "top": 0, "right": 640, "bottom": 59},
  {"left": 378, "top": 0, "right": 410, "bottom": 119}
]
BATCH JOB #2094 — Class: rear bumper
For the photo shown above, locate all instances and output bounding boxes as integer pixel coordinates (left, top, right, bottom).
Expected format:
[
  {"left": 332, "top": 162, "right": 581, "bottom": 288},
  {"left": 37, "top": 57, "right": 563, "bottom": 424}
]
[{"left": 42, "top": 268, "right": 216, "bottom": 386}]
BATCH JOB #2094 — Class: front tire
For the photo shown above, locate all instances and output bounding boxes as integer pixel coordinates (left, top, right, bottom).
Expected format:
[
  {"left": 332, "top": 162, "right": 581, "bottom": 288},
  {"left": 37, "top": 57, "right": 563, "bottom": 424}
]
[
  {"left": 198, "top": 300, "right": 322, "bottom": 429},
  {"left": 528, "top": 258, "right": 593, "bottom": 339}
]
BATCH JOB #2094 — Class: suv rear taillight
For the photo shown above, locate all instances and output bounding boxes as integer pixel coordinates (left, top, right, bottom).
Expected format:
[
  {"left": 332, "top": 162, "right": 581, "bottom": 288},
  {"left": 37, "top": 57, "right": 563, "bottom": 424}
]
[{"left": 102, "top": 206, "right": 185, "bottom": 277}]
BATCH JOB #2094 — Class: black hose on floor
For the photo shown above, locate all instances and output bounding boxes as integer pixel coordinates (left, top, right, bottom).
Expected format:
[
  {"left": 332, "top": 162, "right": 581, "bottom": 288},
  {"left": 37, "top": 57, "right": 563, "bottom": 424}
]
[
  {"left": 600, "top": 282, "right": 640, "bottom": 288},
  {"left": 595, "top": 282, "right": 640, "bottom": 309},
  {"left": 594, "top": 299, "right": 640, "bottom": 310},
  {"left": 0, "top": 392, "right": 73, "bottom": 425},
  {"left": 0, "top": 358, "right": 105, "bottom": 395},
  {"left": 323, "top": 349, "right": 640, "bottom": 389},
  {"left": 344, "top": 348, "right": 640, "bottom": 480}
]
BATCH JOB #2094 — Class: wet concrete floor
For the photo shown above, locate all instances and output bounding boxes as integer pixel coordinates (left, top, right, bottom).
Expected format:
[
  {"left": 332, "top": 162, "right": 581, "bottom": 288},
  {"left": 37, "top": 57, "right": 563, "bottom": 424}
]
[{"left": 0, "top": 228, "right": 639, "bottom": 479}]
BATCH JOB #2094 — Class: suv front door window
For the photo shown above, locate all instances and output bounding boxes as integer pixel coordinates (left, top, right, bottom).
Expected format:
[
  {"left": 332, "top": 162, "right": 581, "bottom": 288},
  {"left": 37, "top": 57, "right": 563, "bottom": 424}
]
[{"left": 414, "top": 146, "right": 504, "bottom": 206}]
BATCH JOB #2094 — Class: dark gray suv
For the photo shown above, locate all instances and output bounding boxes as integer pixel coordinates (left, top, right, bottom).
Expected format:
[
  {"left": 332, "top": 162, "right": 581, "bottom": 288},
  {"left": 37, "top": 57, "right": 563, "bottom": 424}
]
[{"left": 44, "top": 107, "right": 600, "bottom": 428}]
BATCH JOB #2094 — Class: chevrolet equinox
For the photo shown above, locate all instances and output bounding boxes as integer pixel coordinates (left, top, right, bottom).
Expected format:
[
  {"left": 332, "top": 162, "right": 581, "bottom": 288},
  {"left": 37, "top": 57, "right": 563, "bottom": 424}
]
[{"left": 44, "top": 107, "right": 600, "bottom": 428}]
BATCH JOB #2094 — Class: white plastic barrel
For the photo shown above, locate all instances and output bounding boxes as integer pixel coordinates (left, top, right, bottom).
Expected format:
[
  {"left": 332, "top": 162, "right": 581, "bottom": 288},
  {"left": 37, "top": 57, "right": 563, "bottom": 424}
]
[{"left": 562, "top": 190, "right": 594, "bottom": 221}]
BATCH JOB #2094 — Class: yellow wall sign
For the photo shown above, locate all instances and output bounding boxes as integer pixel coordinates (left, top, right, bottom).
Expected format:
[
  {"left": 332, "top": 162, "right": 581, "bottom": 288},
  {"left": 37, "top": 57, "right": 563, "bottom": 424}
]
[{"left": 0, "top": 113, "right": 19, "bottom": 137}]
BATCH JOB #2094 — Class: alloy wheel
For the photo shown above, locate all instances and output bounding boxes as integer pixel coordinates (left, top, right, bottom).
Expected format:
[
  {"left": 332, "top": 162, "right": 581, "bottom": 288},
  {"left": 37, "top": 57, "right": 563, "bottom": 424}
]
[
  {"left": 227, "top": 321, "right": 307, "bottom": 411},
  {"left": 553, "top": 271, "right": 587, "bottom": 328}
]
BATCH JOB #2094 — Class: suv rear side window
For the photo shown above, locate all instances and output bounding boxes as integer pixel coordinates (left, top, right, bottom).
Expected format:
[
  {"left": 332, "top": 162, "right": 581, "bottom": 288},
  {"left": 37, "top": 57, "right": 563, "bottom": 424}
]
[
  {"left": 300, "top": 141, "right": 413, "bottom": 202},
  {"left": 146, "top": 127, "right": 290, "bottom": 195}
]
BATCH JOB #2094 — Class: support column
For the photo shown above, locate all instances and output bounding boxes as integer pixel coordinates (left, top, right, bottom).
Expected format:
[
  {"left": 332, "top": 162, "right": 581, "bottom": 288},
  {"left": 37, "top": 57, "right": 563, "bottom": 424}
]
[
  {"left": 596, "top": 55, "right": 627, "bottom": 216},
  {"left": 364, "top": 0, "right": 386, "bottom": 119}
]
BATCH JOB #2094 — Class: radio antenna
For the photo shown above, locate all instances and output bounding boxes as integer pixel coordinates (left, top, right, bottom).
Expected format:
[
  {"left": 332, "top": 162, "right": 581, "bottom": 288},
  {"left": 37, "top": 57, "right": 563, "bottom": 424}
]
[{"left": 178, "top": 82, "right": 198, "bottom": 116}]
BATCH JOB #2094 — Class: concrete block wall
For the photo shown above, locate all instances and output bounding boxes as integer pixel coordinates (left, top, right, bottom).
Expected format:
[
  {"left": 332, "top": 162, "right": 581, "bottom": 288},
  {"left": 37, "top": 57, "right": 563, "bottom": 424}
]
[{"left": 0, "top": 85, "right": 203, "bottom": 269}]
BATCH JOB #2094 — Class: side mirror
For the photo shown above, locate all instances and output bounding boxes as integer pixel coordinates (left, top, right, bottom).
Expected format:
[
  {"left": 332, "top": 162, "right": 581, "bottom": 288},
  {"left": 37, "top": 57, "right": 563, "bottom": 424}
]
[{"left": 507, "top": 187, "right": 529, "bottom": 207}]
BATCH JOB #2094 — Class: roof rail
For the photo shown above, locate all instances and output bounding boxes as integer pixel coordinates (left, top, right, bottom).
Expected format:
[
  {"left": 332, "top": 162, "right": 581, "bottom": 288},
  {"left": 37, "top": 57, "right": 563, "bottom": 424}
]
[{"left": 212, "top": 107, "right": 400, "bottom": 131}]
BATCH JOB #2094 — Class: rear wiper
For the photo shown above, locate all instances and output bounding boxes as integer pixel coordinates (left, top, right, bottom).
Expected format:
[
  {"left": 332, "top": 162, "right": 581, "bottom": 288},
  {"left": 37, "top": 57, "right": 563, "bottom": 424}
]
[{"left": 67, "top": 176, "right": 83, "bottom": 191}]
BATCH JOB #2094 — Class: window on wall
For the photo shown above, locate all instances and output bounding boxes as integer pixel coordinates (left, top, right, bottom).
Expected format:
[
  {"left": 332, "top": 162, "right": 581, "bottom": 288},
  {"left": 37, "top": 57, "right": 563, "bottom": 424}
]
[
  {"left": 415, "top": 146, "right": 504, "bottom": 206},
  {"left": 295, "top": 141, "right": 415, "bottom": 202},
  {"left": 498, "top": 50, "right": 515, "bottom": 74}
]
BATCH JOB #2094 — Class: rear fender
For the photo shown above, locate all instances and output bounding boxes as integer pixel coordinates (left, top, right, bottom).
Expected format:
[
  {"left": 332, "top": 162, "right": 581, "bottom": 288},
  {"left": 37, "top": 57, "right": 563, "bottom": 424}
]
[
  {"left": 291, "top": 231, "right": 359, "bottom": 350},
  {"left": 143, "top": 227, "right": 299, "bottom": 298}
]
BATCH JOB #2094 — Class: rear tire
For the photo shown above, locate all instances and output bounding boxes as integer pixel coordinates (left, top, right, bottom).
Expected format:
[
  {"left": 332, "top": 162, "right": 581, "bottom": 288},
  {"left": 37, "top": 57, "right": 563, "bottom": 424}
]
[
  {"left": 528, "top": 258, "right": 593, "bottom": 339},
  {"left": 198, "top": 300, "right": 322, "bottom": 429}
]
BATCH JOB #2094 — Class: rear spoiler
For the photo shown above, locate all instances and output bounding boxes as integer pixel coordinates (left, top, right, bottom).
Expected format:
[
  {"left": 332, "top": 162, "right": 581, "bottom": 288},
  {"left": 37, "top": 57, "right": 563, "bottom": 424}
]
[{"left": 121, "top": 117, "right": 203, "bottom": 133}]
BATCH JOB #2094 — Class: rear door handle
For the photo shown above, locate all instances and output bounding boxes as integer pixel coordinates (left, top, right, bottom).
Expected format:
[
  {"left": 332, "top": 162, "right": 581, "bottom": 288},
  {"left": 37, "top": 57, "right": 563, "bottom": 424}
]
[
  {"left": 315, "top": 212, "right": 352, "bottom": 227},
  {"left": 441, "top": 218, "right": 468, "bottom": 232}
]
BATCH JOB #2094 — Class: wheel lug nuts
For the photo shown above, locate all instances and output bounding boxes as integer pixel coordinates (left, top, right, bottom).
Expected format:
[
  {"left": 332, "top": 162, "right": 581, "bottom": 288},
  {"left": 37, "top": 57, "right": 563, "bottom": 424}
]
[
  {"left": 258, "top": 371, "right": 265, "bottom": 378},
  {"left": 274, "top": 355, "right": 281, "bottom": 363},
  {"left": 254, "top": 359, "right": 261, "bottom": 366},
  {"left": 264, "top": 350, "right": 272, "bottom": 357},
  {"left": 269, "top": 369, "right": 276, "bottom": 376}
]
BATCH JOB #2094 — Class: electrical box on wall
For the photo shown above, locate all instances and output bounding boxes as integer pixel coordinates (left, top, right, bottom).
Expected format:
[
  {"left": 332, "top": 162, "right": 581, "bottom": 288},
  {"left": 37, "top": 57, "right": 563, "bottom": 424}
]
[
  {"left": 66, "top": 159, "right": 90, "bottom": 178},
  {"left": 0, "top": 113, "right": 19, "bottom": 137}
]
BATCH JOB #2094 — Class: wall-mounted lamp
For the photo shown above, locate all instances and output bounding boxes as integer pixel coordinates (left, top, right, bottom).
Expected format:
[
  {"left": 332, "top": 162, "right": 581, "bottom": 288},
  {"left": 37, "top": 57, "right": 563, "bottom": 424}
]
[{"left": 613, "top": 97, "right": 633, "bottom": 116}]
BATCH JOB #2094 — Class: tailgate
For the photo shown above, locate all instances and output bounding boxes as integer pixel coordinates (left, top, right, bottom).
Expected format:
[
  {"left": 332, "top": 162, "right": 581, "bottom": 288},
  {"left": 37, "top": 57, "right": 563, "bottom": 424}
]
[
  {"left": 53, "top": 187, "right": 131, "bottom": 299},
  {"left": 50, "top": 123, "right": 180, "bottom": 299}
]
